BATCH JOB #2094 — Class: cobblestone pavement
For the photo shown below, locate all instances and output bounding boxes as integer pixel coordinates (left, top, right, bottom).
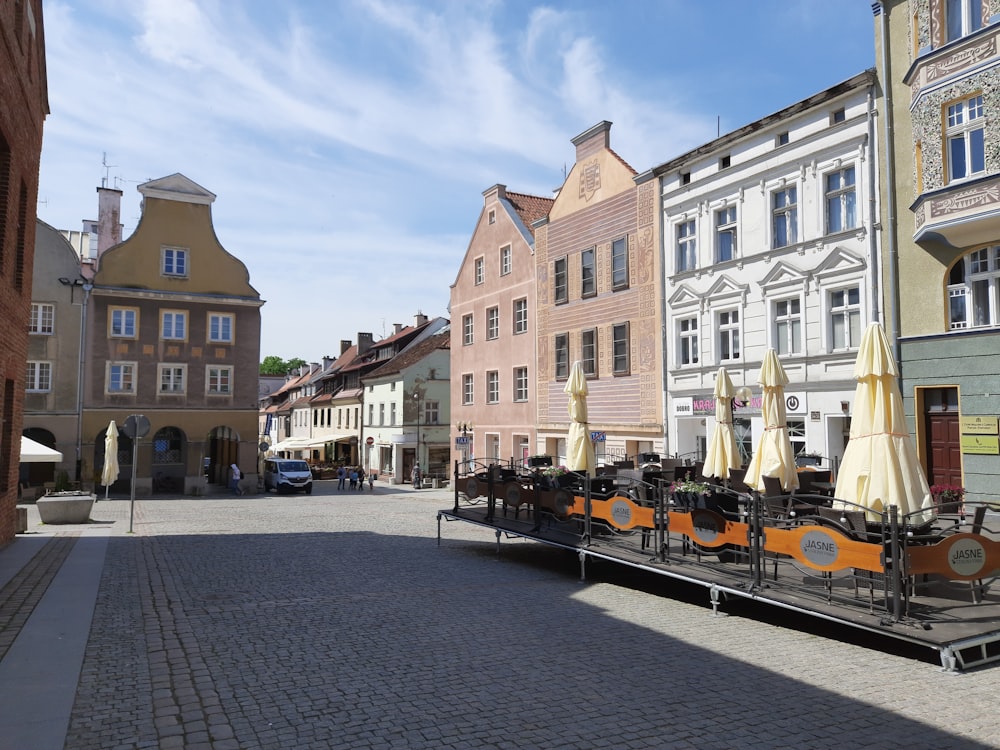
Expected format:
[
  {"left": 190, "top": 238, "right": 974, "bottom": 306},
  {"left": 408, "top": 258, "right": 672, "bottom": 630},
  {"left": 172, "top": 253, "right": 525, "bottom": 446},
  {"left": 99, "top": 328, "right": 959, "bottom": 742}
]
[{"left": 4, "top": 481, "right": 1000, "bottom": 749}]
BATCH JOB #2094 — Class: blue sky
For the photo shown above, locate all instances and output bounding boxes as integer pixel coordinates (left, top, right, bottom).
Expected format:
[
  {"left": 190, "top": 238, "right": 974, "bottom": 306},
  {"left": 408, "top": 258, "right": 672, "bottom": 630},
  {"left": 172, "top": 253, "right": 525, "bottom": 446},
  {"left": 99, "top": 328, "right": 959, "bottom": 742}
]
[{"left": 37, "top": 0, "right": 877, "bottom": 361}]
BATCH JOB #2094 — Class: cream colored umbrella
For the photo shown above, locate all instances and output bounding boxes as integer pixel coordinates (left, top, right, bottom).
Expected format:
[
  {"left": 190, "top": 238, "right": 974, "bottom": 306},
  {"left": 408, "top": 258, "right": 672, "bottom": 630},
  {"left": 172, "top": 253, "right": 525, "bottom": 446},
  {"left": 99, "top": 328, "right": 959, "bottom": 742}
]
[
  {"left": 744, "top": 349, "right": 799, "bottom": 493},
  {"left": 834, "top": 323, "right": 934, "bottom": 524},
  {"left": 703, "top": 367, "right": 741, "bottom": 481},
  {"left": 564, "top": 361, "right": 596, "bottom": 475},
  {"left": 100, "top": 420, "right": 120, "bottom": 500}
]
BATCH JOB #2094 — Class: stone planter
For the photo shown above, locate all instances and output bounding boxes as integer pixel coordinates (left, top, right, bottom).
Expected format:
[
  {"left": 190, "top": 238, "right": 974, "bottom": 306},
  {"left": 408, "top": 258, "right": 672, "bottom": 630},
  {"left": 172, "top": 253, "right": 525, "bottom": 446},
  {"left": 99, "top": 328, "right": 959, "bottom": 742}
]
[{"left": 37, "top": 492, "right": 96, "bottom": 524}]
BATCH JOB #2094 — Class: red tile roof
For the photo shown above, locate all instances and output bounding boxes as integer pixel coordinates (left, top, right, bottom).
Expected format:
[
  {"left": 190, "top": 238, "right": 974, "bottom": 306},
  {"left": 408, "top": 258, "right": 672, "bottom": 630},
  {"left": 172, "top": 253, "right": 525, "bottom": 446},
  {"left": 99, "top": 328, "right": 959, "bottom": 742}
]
[{"left": 506, "top": 191, "right": 554, "bottom": 237}]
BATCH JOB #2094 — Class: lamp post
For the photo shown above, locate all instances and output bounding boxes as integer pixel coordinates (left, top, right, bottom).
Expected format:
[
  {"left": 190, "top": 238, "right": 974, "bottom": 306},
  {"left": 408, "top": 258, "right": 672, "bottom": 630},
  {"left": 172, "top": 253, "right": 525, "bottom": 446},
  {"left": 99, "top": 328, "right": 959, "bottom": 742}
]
[
  {"left": 413, "top": 392, "right": 421, "bottom": 472},
  {"left": 59, "top": 276, "right": 93, "bottom": 482},
  {"left": 456, "top": 422, "right": 473, "bottom": 466}
]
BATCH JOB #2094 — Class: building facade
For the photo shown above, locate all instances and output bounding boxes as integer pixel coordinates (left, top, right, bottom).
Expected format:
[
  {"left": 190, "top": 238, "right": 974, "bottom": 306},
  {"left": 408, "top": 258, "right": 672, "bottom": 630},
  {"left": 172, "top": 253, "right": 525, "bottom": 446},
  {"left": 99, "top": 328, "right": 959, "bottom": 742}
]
[
  {"left": 82, "top": 174, "right": 263, "bottom": 495},
  {"left": 875, "top": 0, "right": 1000, "bottom": 502},
  {"left": 653, "top": 71, "right": 879, "bottom": 469},
  {"left": 449, "top": 184, "right": 552, "bottom": 469},
  {"left": 534, "top": 122, "right": 664, "bottom": 466}
]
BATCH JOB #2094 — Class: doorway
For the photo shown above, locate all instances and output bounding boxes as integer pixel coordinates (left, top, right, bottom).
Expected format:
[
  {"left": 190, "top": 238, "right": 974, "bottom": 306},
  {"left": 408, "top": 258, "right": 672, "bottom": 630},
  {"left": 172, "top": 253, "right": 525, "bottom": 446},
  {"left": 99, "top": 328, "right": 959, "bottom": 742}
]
[{"left": 922, "top": 387, "right": 962, "bottom": 487}]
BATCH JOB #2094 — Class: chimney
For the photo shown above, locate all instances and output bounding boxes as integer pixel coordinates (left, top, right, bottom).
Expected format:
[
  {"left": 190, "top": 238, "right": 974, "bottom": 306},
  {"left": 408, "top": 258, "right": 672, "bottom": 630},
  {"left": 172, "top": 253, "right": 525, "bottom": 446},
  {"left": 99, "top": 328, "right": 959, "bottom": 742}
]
[
  {"left": 322, "top": 356, "right": 334, "bottom": 369},
  {"left": 96, "top": 186, "right": 123, "bottom": 258},
  {"left": 415, "top": 312, "right": 428, "bottom": 327},
  {"left": 358, "top": 332, "right": 373, "bottom": 355},
  {"left": 571, "top": 121, "right": 612, "bottom": 162},
  {"left": 340, "top": 340, "right": 352, "bottom": 355},
  {"left": 393, "top": 323, "right": 403, "bottom": 335},
  {"left": 310, "top": 362, "right": 320, "bottom": 373}
]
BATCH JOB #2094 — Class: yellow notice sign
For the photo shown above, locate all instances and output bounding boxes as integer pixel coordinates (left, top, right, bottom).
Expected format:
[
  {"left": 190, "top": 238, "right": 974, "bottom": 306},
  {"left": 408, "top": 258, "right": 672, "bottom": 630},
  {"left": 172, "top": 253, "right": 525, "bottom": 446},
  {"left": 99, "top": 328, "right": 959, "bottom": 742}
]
[
  {"left": 960, "top": 416, "right": 999, "bottom": 435},
  {"left": 961, "top": 435, "right": 1000, "bottom": 454}
]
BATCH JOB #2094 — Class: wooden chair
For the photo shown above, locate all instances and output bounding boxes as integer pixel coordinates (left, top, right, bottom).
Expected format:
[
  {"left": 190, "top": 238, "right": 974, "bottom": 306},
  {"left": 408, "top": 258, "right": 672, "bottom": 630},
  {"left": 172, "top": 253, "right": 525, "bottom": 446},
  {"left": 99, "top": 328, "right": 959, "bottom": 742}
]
[{"left": 761, "top": 475, "right": 787, "bottom": 499}]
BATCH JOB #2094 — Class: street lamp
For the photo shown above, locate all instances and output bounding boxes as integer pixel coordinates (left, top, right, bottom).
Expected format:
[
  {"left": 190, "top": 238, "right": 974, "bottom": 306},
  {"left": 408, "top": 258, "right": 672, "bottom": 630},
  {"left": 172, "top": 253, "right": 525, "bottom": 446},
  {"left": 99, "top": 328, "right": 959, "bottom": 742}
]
[
  {"left": 59, "top": 276, "right": 93, "bottom": 482},
  {"left": 413, "top": 392, "right": 421, "bottom": 470},
  {"left": 456, "top": 422, "right": 473, "bottom": 466}
]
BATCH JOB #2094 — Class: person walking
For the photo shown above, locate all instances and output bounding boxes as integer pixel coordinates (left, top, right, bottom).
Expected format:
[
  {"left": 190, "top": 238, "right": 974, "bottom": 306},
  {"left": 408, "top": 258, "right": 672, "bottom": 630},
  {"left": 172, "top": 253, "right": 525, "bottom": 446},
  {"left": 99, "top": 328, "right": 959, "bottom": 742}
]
[
  {"left": 411, "top": 463, "right": 422, "bottom": 490},
  {"left": 357, "top": 467, "right": 365, "bottom": 490},
  {"left": 337, "top": 465, "right": 346, "bottom": 491},
  {"left": 368, "top": 471, "right": 375, "bottom": 491},
  {"left": 230, "top": 464, "right": 243, "bottom": 496},
  {"left": 349, "top": 468, "right": 358, "bottom": 490}
]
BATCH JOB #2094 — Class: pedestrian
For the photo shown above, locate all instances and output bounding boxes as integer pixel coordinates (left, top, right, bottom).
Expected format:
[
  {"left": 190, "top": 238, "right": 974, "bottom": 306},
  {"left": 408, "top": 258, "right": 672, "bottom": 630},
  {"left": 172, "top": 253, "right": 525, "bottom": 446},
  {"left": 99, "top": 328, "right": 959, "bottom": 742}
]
[
  {"left": 230, "top": 463, "right": 243, "bottom": 496},
  {"left": 357, "top": 467, "right": 365, "bottom": 490},
  {"left": 368, "top": 471, "right": 375, "bottom": 491},
  {"left": 337, "top": 465, "right": 346, "bottom": 491},
  {"left": 349, "top": 468, "right": 358, "bottom": 490},
  {"left": 411, "top": 463, "right": 422, "bottom": 490}
]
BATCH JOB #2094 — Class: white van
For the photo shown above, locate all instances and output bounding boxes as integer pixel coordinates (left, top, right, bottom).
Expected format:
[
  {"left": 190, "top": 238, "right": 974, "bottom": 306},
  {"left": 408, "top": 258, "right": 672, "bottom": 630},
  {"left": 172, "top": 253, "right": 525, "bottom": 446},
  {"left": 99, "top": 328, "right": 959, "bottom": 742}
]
[{"left": 263, "top": 458, "right": 313, "bottom": 494}]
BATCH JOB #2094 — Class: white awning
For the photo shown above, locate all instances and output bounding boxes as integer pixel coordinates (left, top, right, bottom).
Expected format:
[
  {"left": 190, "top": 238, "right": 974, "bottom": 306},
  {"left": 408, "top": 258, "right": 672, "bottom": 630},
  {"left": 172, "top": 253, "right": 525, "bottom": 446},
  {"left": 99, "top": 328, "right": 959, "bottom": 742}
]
[
  {"left": 20, "top": 435, "right": 63, "bottom": 463},
  {"left": 268, "top": 437, "right": 310, "bottom": 452}
]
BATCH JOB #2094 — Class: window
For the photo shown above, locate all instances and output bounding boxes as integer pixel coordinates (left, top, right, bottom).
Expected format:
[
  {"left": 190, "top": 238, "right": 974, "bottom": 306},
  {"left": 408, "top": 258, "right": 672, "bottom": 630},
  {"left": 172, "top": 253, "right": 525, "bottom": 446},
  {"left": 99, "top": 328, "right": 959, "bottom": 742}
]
[
  {"left": 949, "top": 246, "right": 1000, "bottom": 328},
  {"left": 581, "top": 247, "right": 596, "bottom": 297},
  {"left": 110, "top": 308, "right": 137, "bottom": 338},
  {"left": 678, "top": 316, "right": 698, "bottom": 366},
  {"left": 772, "top": 186, "right": 797, "bottom": 248},
  {"left": 715, "top": 206, "right": 737, "bottom": 262},
  {"left": 425, "top": 401, "right": 439, "bottom": 424},
  {"left": 946, "top": 0, "right": 983, "bottom": 42},
  {"left": 513, "top": 298, "right": 528, "bottom": 334},
  {"left": 612, "top": 323, "right": 630, "bottom": 374},
  {"left": 462, "top": 314, "right": 474, "bottom": 345},
  {"left": 29, "top": 303, "right": 53, "bottom": 334},
  {"left": 207, "top": 366, "right": 232, "bottom": 394},
  {"left": 462, "top": 374, "right": 474, "bottom": 404},
  {"left": 719, "top": 155, "right": 731, "bottom": 169},
  {"left": 209, "top": 313, "right": 233, "bottom": 343},
  {"left": 553, "top": 257, "right": 568, "bottom": 303},
  {"left": 474, "top": 257, "right": 484, "bottom": 285},
  {"left": 369, "top": 403, "right": 374, "bottom": 425},
  {"left": 788, "top": 418, "right": 806, "bottom": 457},
  {"left": 681, "top": 171, "right": 691, "bottom": 185},
  {"left": 488, "top": 209, "right": 496, "bottom": 224},
  {"left": 554, "top": 333, "right": 569, "bottom": 379},
  {"left": 26, "top": 361, "right": 51, "bottom": 392},
  {"left": 161, "top": 310, "right": 187, "bottom": 340},
  {"left": 379, "top": 403, "right": 385, "bottom": 425},
  {"left": 830, "top": 108, "right": 846, "bottom": 124},
  {"left": 611, "top": 237, "right": 628, "bottom": 290},
  {"left": 717, "top": 310, "right": 740, "bottom": 361},
  {"left": 499, "top": 244, "right": 511, "bottom": 276},
  {"left": 830, "top": 287, "right": 861, "bottom": 349},
  {"left": 162, "top": 247, "right": 188, "bottom": 277},
  {"left": 581, "top": 328, "right": 597, "bottom": 376},
  {"left": 108, "top": 362, "right": 135, "bottom": 393},
  {"left": 776, "top": 131, "right": 790, "bottom": 147},
  {"left": 825, "top": 166, "right": 857, "bottom": 233},
  {"left": 390, "top": 402, "right": 397, "bottom": 425},
  {"left": 513, "top": 366, "right": 528, "bottom": 402},
  {"left": 159, "top": 365, "right": 185, "bottom": 393},
  {"left": 486, "top": 371, "right": 499, "bottom": 404},
  {"left": 676, "top": 220, "right": 696, "bottom": 272},
  {"left": 486, "top": 306, "right": 499, "bottom": 340},
  {"left": 947, "top": 94, "right": 985, "bottom": 182},
  {"left": 773, "top": 298, "right": 802, "bottom": 355}
]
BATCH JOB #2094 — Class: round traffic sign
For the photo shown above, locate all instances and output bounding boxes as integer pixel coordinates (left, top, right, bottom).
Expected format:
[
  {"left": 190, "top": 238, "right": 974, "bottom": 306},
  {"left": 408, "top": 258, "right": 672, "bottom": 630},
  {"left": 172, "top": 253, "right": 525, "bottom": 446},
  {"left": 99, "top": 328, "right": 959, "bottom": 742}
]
[
  {"left": 366, "top": 436, "right": 374, "bottom": 446},
  {"left": 122, "top": 414, "right": 151, "bottom": 439},
  {"left": 259, "top": 441, "right": 270, "bottom": 452}
]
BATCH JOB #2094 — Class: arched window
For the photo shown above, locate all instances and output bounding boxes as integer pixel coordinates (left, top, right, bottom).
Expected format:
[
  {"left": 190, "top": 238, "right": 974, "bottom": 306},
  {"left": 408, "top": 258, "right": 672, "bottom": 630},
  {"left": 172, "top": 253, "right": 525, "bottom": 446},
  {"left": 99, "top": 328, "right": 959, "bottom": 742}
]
[
  {"left": 948, "top": 246, "right": 1000, "bottom": 329},
  {"left": 152, "top": 427, "right": 184, "bottom": 464}
]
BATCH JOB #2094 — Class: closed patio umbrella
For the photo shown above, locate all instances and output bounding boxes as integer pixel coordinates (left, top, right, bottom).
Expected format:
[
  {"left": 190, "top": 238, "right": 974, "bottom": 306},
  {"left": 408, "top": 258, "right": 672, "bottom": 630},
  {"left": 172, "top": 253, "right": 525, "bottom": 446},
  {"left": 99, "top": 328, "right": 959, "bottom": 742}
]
[
  {"left": 834, "top": 323, "right": 934, "bottom": 524},
  {"left": 744, "top": 349, "right": 799, "bottom": 493},
  {"left": 101, "top": 421, "right": 119, "bottom": 500},
  {"left": 703, "top": 367, "right": 741, "bottom": 482},
  {"left": 564, "top": 361, "right": 596, "bottom": 475}
]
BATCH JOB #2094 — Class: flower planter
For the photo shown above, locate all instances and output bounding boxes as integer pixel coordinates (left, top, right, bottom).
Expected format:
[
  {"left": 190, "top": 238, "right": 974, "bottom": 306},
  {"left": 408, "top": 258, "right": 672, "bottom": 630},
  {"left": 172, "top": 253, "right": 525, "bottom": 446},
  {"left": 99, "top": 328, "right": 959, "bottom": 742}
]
[{"left": 37, "top": 492, "right": 96, "bottom": 524}]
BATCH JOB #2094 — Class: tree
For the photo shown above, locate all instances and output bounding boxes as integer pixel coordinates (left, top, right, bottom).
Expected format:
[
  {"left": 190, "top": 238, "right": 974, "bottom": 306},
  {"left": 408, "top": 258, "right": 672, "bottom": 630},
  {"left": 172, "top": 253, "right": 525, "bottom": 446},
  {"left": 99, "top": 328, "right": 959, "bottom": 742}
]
[
  {"left": 286, "top": 357, "right": 307, "bottom": 373},
  {"left": 260, "top": 356, "right": 289, "bottom": 376}
]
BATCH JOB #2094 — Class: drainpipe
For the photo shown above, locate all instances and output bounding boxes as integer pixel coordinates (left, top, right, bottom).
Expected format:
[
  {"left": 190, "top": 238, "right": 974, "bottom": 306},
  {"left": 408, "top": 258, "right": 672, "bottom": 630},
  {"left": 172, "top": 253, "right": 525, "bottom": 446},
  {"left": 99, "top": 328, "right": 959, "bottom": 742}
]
[
  {"left": 866, "top": 84, "right": 881, "bottom": 324},
  {"left": 875, "top": 0, "right": 902, "bottom": 363}
]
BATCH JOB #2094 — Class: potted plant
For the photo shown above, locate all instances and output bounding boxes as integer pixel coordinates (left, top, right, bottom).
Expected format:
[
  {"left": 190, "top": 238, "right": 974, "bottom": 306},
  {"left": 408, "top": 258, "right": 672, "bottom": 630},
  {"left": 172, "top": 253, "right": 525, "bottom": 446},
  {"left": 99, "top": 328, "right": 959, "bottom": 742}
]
[
  {"left": 930, "top": 484, "right": 965, "bottom": 514},
  {"left": 540, "top": 465, "right": 576, "bottom": 489},
  {"left": 670, "top": 473, "right": 711, "bottom": 509}
]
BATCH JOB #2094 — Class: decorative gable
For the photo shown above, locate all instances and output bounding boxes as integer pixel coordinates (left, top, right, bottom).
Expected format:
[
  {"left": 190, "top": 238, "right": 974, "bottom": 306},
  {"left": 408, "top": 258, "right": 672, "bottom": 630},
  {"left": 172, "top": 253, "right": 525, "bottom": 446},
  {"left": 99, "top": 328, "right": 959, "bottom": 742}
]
[{"left": 138, "top": 173, "right": 216, "bottom": 205}]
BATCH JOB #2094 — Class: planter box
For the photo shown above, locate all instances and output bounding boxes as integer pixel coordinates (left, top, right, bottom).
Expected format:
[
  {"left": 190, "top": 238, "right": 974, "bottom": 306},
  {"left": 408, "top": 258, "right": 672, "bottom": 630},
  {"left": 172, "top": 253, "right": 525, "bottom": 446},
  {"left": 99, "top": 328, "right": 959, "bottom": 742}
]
[{"left": 37, "top": 492, "right": 96, "bottom": 524}]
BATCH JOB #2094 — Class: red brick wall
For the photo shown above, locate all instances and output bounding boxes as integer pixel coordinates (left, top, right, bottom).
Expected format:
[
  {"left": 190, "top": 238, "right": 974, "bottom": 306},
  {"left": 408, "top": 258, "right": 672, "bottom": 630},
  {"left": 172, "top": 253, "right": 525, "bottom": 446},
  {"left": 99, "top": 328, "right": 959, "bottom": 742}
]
[{"left": 0, "top": 0, "right": 48, "bottom": 543}]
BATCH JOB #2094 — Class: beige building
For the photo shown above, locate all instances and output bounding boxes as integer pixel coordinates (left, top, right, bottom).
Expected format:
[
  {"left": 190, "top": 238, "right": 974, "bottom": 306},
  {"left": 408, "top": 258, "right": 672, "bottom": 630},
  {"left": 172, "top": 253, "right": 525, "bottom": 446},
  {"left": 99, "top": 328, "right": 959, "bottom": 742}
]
[
  {"left": 534, "top": 122, "right": 664, "bottom": 465},
  {"left": 82, "top": 174, "right": 264, "bottom": 495},
  {"left": 449, "top": 184, "right": 552, "bottom": 468}
]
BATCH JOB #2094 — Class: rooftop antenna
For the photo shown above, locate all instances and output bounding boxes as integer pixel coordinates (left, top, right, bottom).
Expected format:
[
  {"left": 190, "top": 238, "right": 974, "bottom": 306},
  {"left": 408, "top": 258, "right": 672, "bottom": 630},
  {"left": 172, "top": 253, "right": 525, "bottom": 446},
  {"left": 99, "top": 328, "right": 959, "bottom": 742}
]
[{"left": 101, "top": 152, "right": 117, "bottom": 188}]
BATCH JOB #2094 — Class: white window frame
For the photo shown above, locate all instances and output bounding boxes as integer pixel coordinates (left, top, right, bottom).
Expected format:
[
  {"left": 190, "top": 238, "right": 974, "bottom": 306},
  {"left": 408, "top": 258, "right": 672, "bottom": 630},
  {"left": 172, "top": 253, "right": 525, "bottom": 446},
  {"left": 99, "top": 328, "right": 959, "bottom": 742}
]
[
  {"left": 946, "top": 94, "right": 985, "bottom": 183},
  {"left": 512, "top": 298, "right": 528, "bottom": 335},
  {"left": 949, "top": 246, "right": 1000, "bottom": 329},
  {"left": 715, "top": 206, "right": 737, "bottom": 263},
  {"left": 207, "top": 365, "right": 233, "bottom": 395},
  {"left": 474, "top": 256, "right": 484, "bottom": 285},
  {"left": 462, "top": 313, "right": 474, "bottom": 345},
  {"left": 161, "top": 310, "right": 187, "bottom": 341},
  {"left": 158, "top": 364, "right": 187, "bottom": 394},
  {"left": 499, "top": 244, "right": 511, "bottom": 276},
  {"left": 676, "top": 219, "right": 696, "bottom": 272},
  {"left": 828, "top": 286, "right": 862, "bottom": 351},
  {"left": 110, "top": 307, "right": 137, "bottom": 338},
  {"left": 208, "top": 313, "right": 234, "bottom": 343},
  {"left": 26, "top": 361, "right": 51, "bottom": 392},
  {"left": 513, "top": 366, "right": 528, "bottom": 402},
  {"left": 716, "top": 309, "right": 740, "bottom": 362},
  {"left": 29, "top": 303, "right": 54, "bottom": 335},
  {"left": 486, "top": 306, "right": 499, "bottom": 340},
  {"left": 773, "top": 297, "right": 802, "bottom": 356},
  {"left": 825, "top": 166, "right": 857, "bottom": 234},
  {"left": 946, "top": 0, "right": 984, "bottom": 42},
  {"left": 772, "top": 186, "right": 798, "bottom": 249},
  {"left": 677, "top": 315, "right": 699, "bottom": 367},
  {"left": 462, "top": 374, "right": 474, "bottom": 405},
  {"left": 486, "top": 370, "right": 499, "bottom": 404},
  {"left": 107, "top": 361, "right": 136, "bottom": 394},
  {"left": 162, "top": 246, "right": 188, "bottom": 277}
]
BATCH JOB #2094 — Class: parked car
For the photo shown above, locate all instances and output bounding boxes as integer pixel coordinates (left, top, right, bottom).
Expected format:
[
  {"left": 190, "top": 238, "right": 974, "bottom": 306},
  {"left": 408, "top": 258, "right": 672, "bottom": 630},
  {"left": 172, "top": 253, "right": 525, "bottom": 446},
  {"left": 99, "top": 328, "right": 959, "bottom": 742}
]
[{"left": 263, "top": 458, "right": 313, "bottom": 494}]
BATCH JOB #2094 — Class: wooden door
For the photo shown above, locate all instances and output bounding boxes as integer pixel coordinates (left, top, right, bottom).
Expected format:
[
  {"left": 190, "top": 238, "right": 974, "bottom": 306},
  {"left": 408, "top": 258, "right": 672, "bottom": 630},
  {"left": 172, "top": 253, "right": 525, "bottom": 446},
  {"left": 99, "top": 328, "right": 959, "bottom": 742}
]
[{"left": 924, "top": 388, "right": 962, "bottom": 487}]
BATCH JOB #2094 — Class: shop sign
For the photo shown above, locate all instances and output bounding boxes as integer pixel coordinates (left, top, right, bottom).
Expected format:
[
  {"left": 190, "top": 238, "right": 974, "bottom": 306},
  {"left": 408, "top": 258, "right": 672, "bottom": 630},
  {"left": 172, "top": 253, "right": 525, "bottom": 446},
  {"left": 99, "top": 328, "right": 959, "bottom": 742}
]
[
  {"left": 960, "top": 435, "right": 1000, "bottom": 455},
  {"left": 960, "top": 416, "right": 999, "bottom": 435}
]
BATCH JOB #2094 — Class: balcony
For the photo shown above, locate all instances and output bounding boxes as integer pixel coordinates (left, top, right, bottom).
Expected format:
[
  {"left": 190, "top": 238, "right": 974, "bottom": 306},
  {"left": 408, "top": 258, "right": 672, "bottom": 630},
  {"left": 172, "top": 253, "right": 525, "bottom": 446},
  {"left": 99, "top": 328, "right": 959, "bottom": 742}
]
[{"left": 912, "top": 172, "right": 1000, "bottom": 249}]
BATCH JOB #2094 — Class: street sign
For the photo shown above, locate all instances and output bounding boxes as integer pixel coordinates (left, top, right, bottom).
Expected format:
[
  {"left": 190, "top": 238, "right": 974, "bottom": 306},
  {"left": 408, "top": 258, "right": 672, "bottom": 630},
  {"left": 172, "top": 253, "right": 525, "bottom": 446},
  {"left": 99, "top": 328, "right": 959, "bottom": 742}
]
[
  {"left": 590, "top": 431, "right": 606, "bottom": 442},
  {"left": 366, "top": 436, "right": 374, "bottom": 446},
  {"left": 455, "top": 436, "right": 469, "bottom": 445},
  {"left": 122, "top": 414, "right": 151, "bottom": 439},
  {"left": 259, "top": 441, "right": 270, "bottom": 452}
]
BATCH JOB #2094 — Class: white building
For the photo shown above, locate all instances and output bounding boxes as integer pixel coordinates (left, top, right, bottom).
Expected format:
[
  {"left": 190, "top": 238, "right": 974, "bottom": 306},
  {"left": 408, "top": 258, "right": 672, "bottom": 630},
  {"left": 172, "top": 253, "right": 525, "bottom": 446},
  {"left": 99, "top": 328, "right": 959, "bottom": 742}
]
[{"left": 651, "top": 70, "right": 879, "bottom": 469}]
